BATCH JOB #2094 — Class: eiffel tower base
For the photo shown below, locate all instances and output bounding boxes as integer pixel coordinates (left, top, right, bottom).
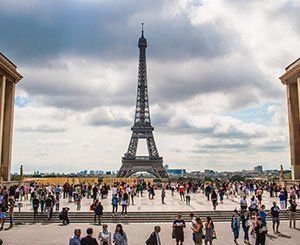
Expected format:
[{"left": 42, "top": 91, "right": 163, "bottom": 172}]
[{"left": 117, "top": 157, "right": 168, "bottom": 179}]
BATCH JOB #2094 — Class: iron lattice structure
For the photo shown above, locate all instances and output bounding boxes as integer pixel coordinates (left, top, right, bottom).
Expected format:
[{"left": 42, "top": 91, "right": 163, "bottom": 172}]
[{"left": 117, "top": 27, "right": 168, "bottom": 179}]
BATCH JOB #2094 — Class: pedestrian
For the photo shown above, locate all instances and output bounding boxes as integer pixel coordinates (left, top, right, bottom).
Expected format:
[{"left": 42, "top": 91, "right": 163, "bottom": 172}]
[
  {"left": 241, "top": 210, "right": 250, "bottom": 244},
  {"left": 60, "top": 207, "right": 70, "bottom": 225},
  {"left": 98, "top": 224, "right": 112, "bottom": 245},
  {"left": 269, "top": 201, "right": 280, "bottom": 233},
  {"left": 146, "top": 225, "right": 161, "bottom": 245},
  {"left": 76, "top": 194, "right": 82, "bottom": 211},
  {"left": 0, "top": 198, "right": 8, "bottom": 230},
  {"left": 32, "top": 195, "right": 39, "bottom": 220},
  {"left": 249, "top": 196, "right": 258, "bottom": 214},
  {"left": 45, "top": 195, "right": 53, "bottom": 220},
  {"left": 69, "top": 228, "right": 81, "bottom": 245},
  {"left": 279, "top": 190, "right": 286, "bottom": 212},
  {"left": 204, "top": 216, "right": 215, "bottom": 245},
  {"left": 81, "top": 227, "right": 98, "bottom": 245},
  {"left": 7, "top": 197, "right": 14, "bottom": 229},
  {"left": 240, "top": 196, "right": 247, "bottom": 212},
  {"left": 94, "top": 201, "right": 103, "bottom": 225},
  {"left": 289, "top": 198, "right": 297, "bottom": 228},
  {"left": 258, "top": 205, "right": 267, "bottom": 227},
  {"left": 191, "top": 217, "right": 203, "bottom": 245},
  {"left": 161, "top": 188, "right": 166, "bottom": 204},
  {"left": 113, "top": 224, "right": 128, "bottom": 245},
  {"left": 179, "top": 184, "right": 185, "bottom": 201},
  {"left": 211, "top": 190, "right": 218, "bottom": 210},
  {"left": 173, "top": 213, "right": 186, "bottom": 245},
  {"left": 186, "top": 194, "right": 191, "bottom": 206},
  {"left": 121, "top": 196, "right": 127, "bottom": 216},
  {"left": 111, "top": 195, "right": 118, "bottom": 216},
  {"left": 231, "top": 210, "right": 240, "bottom": 245},
  {"left": 255, "top": 217, "right": 267, "bottom": 245}
]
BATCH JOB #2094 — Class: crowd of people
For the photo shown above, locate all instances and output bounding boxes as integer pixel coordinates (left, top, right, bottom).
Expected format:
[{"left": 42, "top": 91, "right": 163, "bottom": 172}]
[{"left": 0, "top": 179, "right": 299, "bottom": 244}]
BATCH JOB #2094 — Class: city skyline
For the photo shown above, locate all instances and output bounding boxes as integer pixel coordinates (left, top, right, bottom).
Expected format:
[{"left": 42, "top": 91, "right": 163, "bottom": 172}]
[{"left": 1, "top": 1, "right": 299, "bottom": 173}]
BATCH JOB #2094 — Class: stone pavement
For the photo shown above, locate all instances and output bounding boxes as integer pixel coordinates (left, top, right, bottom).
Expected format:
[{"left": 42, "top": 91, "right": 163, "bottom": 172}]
[
  {"left": 18, "top": 190, "right": 300, "bottom": 212},
  {"left": 0, "top": 221, "right": 299, "bottom": 245}
]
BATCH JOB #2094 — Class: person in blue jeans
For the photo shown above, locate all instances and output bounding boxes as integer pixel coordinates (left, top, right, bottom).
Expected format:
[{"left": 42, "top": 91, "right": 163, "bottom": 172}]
[
  {"left": 241, "top": 210, "right": 250, "bottom": 244},
  {"left": 111, "top": 195, "right": 119, "bottom": 216},
  {"left": 231, "top": 209, "right": 240, "bottom": 245}
]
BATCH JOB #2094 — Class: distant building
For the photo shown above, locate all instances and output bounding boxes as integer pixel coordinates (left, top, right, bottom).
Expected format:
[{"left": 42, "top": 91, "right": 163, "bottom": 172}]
[
  {"left": 167, "top": 169, "right": 186, "bottom": 176},
  {"left": 204, "top": 169, "right": 216, "bottom": 177},
  {"left": 254, "top": 165, "right": 263, "bottom": 174}
]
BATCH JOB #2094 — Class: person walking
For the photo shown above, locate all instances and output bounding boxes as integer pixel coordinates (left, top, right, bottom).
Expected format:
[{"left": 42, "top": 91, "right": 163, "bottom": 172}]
[
  {"left": 146, "top": 225, "right": 161, "bottom": 245},
  {"left": 211, "top": 190, "right": 218, "bottom": 210},
  {"left": 289, "top": 198, "right": 297, "bottom": 228},
  {"left": 113, "top": 224, "right": 128, "bottom": 245},
  {"left": 173, "top": 213, "right": 186, "bottom": 245},
  {"left": 191, "top": 217, "right": 203, "bottom": 245},
  {"left": 45, "top": 195, "right": 53, "bottom": 220},
  {"left": 69, "top": 229, "right": 81, "bottom": 245},
  {"left": 241, "top": 210, "right": 250, "bottom": 244},
  {"left": 270, "top": 201, "right": 280, "bottom": 233},
  {"left": 231, "top": 210, "right": 240, "bottom": 244},
  {"left": 81, "top": 227, "right": 98, "bottom": 245},
  {"left": 161, "top": 188, "right": 166, "bottom": 204},
  {"left": 98, "top": 224, "right": 112, "bottom": 245},
  {"left": 204, "top": 216, "right": 214, "bottom": 245},
  {"left": 255, "top": 217, "right": 267, "bottom": 245},
  {"left": 240, "top": 196, "right": 247, "bottom": 212}
]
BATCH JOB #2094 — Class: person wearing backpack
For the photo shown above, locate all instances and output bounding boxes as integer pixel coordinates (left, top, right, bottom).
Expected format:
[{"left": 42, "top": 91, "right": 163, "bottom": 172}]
[{"left": 146, "top": 226, "right": 161, "bottom": 245}]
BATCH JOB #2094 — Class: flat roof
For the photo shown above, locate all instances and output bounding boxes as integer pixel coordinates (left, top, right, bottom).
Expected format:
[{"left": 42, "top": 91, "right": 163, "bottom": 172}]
[{"left": 285, "top": 57, "right": 300, "bottom": 71}]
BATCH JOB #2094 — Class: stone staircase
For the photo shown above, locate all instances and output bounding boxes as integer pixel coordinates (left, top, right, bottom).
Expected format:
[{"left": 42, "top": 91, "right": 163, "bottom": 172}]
[{"left": 11, "top": 210, "right": 300, "bottom": 223}]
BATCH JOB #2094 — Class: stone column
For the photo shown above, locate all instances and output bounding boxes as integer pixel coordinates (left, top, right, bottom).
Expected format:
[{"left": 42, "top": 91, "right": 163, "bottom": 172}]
[
  {"left": 2, "top": 81, "right": 15, "bottom": 181},
  {"left": 298, "top": 78, "right": 300, "bottom": 118},
  {"left": 0, "top": 75, "right": 6, "bottom": 168},
  {"left": 286, "top": 82, "right": 300, "bottom": 179}
]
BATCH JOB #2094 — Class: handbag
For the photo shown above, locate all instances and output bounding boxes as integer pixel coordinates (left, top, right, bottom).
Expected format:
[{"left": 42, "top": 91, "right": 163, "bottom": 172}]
[
  {"left": 212, "top": 230, "right": 217, "bottom": 239},
  {"left": 172, "top": 228, "right": 176, "bottom": 239}
]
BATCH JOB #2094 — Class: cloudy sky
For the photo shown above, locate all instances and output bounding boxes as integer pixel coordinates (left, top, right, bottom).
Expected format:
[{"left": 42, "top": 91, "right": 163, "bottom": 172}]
[{"left": 1, "top": 0, "right": 299, "bottom": 173}]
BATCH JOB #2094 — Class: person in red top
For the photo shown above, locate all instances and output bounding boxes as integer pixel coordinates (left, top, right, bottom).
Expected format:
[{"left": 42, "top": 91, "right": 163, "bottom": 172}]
[{"left": 179, "top": 184, "right": 185, "bottom": 201}]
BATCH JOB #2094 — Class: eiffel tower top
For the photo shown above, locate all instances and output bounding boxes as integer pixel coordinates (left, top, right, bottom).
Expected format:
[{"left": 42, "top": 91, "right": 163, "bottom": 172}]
[
  {"left": 138, "top": 23, "right": 147, "bottom": 48},
  {"left": 133, "top": 23, "right": 152, "bottom": 130}
]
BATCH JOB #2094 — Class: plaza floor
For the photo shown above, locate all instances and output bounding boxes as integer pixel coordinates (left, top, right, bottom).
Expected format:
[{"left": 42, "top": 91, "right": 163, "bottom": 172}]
[
  {"left": 0, "top": 221, "right": 299, "bottom": 245},
  {"left": 18, "top": 190, "right": 300, "bottom": 212}
]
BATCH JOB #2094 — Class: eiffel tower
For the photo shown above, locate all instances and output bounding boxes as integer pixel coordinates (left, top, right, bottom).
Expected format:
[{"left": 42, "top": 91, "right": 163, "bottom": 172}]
[{"left": 117, "top": 25, "right": 168, "bottom": 179}]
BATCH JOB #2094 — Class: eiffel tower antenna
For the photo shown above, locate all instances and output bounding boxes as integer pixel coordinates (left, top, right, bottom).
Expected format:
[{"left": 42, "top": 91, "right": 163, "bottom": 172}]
[{"left": 117, "top": 25, "right": 168, "bottom": 179}]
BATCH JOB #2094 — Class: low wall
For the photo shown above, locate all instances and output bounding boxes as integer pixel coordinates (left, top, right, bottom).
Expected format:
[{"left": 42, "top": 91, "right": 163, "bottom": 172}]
[{"left": 23, "top": 177, "right": 98, "bottom": 185}]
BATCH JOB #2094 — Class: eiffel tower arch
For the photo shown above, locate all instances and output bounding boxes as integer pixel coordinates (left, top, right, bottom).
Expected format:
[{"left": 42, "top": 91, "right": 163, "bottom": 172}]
[{"left": 117, "top": 25, "right": 168, "bottom": 179}]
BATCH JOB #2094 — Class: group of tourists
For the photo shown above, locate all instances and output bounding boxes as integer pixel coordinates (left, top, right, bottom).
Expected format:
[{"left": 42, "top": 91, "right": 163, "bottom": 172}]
[
  {"left": 69, "top": 224, "right": 128, "bottom": 245},
  {"left": 0, "top": 179, "right": 299, "bottom": 245}
]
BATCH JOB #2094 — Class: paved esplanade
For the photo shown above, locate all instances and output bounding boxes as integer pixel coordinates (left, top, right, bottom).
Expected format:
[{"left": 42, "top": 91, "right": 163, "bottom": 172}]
[
  {"left": 1, "top": 221, "right": 299, "bottom": 245},
  {"left": 18, "top": 190, "right": 299, "bottom": 212}
]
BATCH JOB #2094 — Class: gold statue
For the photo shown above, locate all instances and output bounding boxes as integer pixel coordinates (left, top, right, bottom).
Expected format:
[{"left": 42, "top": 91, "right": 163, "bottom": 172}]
[{"left": 280, "top": 164, "right": 284, "bottom": 180}]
